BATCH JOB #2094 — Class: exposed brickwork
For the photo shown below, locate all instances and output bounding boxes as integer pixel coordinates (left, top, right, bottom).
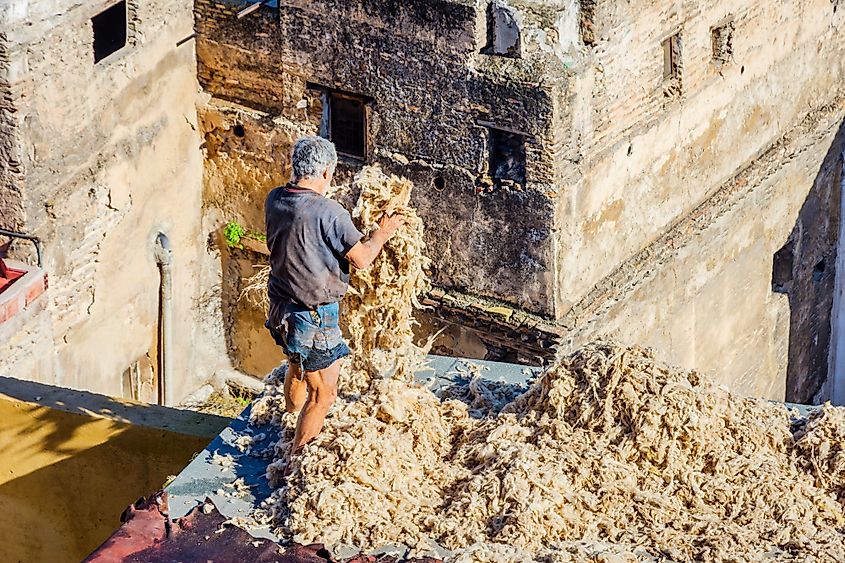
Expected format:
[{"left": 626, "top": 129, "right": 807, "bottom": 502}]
[
  {"left": 0, "top": 32, "right": 26, "bottom": 233},
  {"left": 194, "top": 0, "right": 573, "bottom": 316}
]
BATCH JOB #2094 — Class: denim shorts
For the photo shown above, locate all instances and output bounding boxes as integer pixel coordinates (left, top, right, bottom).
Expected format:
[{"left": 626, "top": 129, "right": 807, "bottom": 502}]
[{"left": 265, "top": 302, "right": 351, "bottom": 373}]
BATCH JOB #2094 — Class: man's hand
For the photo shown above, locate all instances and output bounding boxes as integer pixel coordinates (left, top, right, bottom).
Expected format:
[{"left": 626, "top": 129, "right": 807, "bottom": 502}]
[
  {"left": 378, "top": 213, "right": 406, "bottom": 238},
  {"left": 346, "top": 213, "right": 406, "bottom": 270}
]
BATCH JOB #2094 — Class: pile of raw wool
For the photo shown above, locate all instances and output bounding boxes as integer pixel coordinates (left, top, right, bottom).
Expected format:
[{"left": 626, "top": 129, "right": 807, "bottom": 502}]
[
  {"left": 249, "top": 168, "right": 845, "bottom": 561},
  {"left": 257, "top": 342, "right": 845, "bottom": 561}
]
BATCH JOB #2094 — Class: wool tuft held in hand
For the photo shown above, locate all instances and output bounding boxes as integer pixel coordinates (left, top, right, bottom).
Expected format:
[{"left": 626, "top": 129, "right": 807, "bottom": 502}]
[
  {"left": 341, "top": 165, "right": 433, "bottom": 394},
  {"left": 250, "top": 167, "right": 845, "bottom": 562}
]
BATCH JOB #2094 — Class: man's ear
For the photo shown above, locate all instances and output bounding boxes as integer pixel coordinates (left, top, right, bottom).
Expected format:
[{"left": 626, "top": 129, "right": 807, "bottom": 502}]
[{"left": 322, "top": 166, "right": 331, "bottom": 180}]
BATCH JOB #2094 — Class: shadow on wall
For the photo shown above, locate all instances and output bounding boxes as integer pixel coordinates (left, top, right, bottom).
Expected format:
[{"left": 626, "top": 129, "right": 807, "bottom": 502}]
[
  {"left": 219, "top": 240, "right": 284, "bottom": 378},
  {"left": 773, "top": 119, "right": 845, "bottom": 404},
  {"left": 0, "top": 376, "right": 230, "bottom": 562}
]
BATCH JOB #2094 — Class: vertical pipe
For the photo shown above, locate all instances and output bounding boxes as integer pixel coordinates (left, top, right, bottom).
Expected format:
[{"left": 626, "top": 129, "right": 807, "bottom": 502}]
[{"left": 154, "top": 233, "right": 173, "bottom": 406}]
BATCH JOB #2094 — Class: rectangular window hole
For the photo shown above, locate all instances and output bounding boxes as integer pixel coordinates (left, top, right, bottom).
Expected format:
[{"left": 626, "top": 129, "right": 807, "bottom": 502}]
[
  {"left": 93, "top": 1, "right": 127, "bottom": 63},
  {"left": 482, "top": 2, "right": 521, "bottom": 58},
  {"left": 813, "top": 258, "right": 827, "bottom": 283},
  {"left": 328, "top": 92, "right": 368, "bottom": 160},
  {"left": 772, "top": 237, "right": 795, "bottom": 294},
  {"left": 711, "top": 20, "right": 735, "bottom": 65},
  {"left": 489, "top": 128, "right": 526, "bottom": 188},
  {"left": 662, "top": 32, "right": 683, "bottom": 98}
]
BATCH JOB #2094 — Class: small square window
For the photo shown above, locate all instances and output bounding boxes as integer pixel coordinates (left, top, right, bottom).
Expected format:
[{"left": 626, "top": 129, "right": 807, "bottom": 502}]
[
  {"left": 328, "top": 92, "right": 367, "bottom": 160},
  {"left": 711, "top": 20, "right": 735, "bottom": 65},
  {"left": 489, "top": 128, "right": 526, "bottom": 188},
  {"left": 92, "top": 1, "right": 127, "bottom": 63}
]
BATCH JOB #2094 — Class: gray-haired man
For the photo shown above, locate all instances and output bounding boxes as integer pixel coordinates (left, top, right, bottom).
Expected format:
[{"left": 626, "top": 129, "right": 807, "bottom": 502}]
[{"left": 264, "top": 136, "right": 404, "bottom": 454}]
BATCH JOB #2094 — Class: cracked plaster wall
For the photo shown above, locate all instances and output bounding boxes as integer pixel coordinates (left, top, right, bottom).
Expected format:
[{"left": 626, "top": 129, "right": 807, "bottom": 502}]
[
  {"left": 556, "top": 0, "right": 845, "bottom": 401},
  {"left": 0, "top": 0, "right": 220, "bottom": 402}
]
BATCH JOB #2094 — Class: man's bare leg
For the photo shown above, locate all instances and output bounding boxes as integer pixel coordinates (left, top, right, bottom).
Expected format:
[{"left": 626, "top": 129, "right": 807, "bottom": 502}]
[
  {"left": 284, "top": 362, "right": 308, "bottom": 413},
  {"left": 291, "top": 359, "right": 340, "bottom": 454}
]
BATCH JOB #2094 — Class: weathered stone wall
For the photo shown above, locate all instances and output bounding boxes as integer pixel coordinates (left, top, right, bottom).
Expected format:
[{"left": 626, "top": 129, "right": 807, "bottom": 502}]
[
  {"left": 194, "top": 0, "right": 576, "bottom": 316},
  {"left": 553, "top": 0, "right": 845, "bottom": 400},
  {"left": 0, "top": 0, "right": 219, "bottom": 402},
  {"left": 559, "top": 0, "right": 845, "bottom": 312},
  {"left": 193, "top": 0, "right": 845, "bottom": 400},
  {"left": 566, "top": 102, "right": 845, "bottom": 401},
  {"left": 0, "top": 31, "right": 25, "bottom": 232}
]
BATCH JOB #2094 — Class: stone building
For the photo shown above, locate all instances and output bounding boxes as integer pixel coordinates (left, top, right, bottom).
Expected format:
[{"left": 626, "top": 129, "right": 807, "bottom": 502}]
[
  {"left": 0, "top": 0, "right": 222, "bottom": 403},
  {"left": 195, "top": 0, "right": 845, "bottom": 403},
  {"left": 2, "top": 0, "right": 845, "bottom": 407}
]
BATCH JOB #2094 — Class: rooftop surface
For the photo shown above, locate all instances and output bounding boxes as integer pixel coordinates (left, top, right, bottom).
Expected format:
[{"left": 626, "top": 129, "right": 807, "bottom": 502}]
[
  {"left": 162, "top": 354, "right": 817, "bottom": 560},
  {"left": 164, "top": 355, "right": 539, "bottom": 557}
]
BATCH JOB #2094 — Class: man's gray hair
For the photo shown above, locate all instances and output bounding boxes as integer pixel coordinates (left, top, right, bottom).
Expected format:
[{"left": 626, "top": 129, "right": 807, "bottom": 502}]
[{"left": 291, "top": 136, "right": 337, "bottom": 181}]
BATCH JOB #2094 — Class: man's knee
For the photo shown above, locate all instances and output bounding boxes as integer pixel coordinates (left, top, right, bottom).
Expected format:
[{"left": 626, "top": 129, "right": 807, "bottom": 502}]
[{"left": 307, "top": 376, "right": 337, "bottom": 410}]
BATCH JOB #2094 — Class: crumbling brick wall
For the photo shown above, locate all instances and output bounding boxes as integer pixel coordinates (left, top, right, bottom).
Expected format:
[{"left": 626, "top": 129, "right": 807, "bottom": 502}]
[
  {"left": 194, "top": 0, "right": 578, "bottom": 316},
  {"left": 0, "top": 32, "right": 25, "bottom": 233},
  {"left": 0, "top": 0, "right": 215, "bottom": 402}
]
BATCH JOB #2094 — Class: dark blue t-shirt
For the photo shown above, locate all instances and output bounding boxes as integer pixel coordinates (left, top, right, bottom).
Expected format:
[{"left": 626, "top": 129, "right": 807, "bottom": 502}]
[{"left": 264, "top": 184, "right": 364, "bottom": 309}]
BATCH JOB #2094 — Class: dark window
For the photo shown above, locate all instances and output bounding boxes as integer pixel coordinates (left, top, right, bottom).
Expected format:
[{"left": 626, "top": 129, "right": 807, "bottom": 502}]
[
  {"left": 711, "top": 20, "right": 735, "bottom": 65},
  {"left": 92, "top": 1, "right": 127, "bottom": 63},
  {"left": 813, "top": 258, "right": 827, "bottom": 283},
  {"left": 489, "top": 128, "right": 526, "bottom": 187},
  {"left": 662, "top": 32, "right": 682, "bottom": 98},
  {"left": 482, "top": 2, "right": 521, "bottom": 57},
  {"left": 662, "top": 33, "right": 682, "bottom": 80},
  {"left": 329, "top": 93, "right": 367, "bottom": 160},
  {"left": 772, "top": 237, "right": 796, "bottom": 294}
]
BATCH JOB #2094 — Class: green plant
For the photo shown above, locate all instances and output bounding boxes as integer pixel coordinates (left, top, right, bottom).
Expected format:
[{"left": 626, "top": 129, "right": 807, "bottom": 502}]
[
  {"left": 224, "top": 221, "right": 246, "bottom": 249},
  {"left": 234, "top": 394, "right": 252, "bottom": 407},
  {"left": 224, "top": 221, "right": 266, "bottom": 249}
]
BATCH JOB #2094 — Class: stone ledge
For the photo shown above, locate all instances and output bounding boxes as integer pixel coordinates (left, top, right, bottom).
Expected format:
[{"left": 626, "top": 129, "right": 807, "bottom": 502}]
[
  {"left": 0, "top": 259, "right": 47, "bottom": 324},
  {"left": 422, "top": 286, "right": 565, "bottom": 360}
]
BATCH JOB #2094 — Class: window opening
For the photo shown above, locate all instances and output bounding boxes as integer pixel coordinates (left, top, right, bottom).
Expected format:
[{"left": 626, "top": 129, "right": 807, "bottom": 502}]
[
  {"left": 481, "top": 1, "right": 521, "bottom": 58},
  {"left": 93, "top": 1, "right": 127, "bottom": 63},
  {"left": 488, "top": 128, "right": 526, "bottom": 188},
  {"left": 814, "top": 258, "right": 827, "bottom": 283},
  {"left": 772, "top": 237, "right": 796, "bottom": 294},
  {"left": 328, "top": 92, "right": 367, "bottom": 160},
  {"left": 662, "top": 32, "right": 683, "bottom": 98},
  {"left": 711, "top": 20, "right": 735, "bottom": 65}
]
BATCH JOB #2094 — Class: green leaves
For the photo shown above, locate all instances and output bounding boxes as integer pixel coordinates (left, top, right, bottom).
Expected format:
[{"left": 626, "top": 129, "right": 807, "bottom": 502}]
[
  {"left": 224, "top": 221, "right": 247, "bottom": 249},
  {"left": 224, "top": 221, "right": 266, "bottom": 249}
]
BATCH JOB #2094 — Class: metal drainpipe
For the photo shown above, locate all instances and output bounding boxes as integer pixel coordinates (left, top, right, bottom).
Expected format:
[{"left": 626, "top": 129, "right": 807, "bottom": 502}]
[{"left": 154, "top": 233, "right": 174, "bottom": 407}]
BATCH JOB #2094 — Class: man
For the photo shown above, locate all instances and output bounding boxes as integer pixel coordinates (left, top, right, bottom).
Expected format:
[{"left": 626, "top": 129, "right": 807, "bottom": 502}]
[{"left": 265, "top": 136, "right": 404, "bottom": 454}]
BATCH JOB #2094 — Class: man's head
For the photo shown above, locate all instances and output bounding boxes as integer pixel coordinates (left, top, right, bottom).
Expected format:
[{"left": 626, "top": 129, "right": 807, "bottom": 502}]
[{"left": 290, "top": 136, "right": 338, "bottom": 192}]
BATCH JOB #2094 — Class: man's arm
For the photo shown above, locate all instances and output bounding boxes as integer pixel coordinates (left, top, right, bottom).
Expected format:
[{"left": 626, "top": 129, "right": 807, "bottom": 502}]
[{"left": 346, "top": 214, "right": 405, "bottom": 269}]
